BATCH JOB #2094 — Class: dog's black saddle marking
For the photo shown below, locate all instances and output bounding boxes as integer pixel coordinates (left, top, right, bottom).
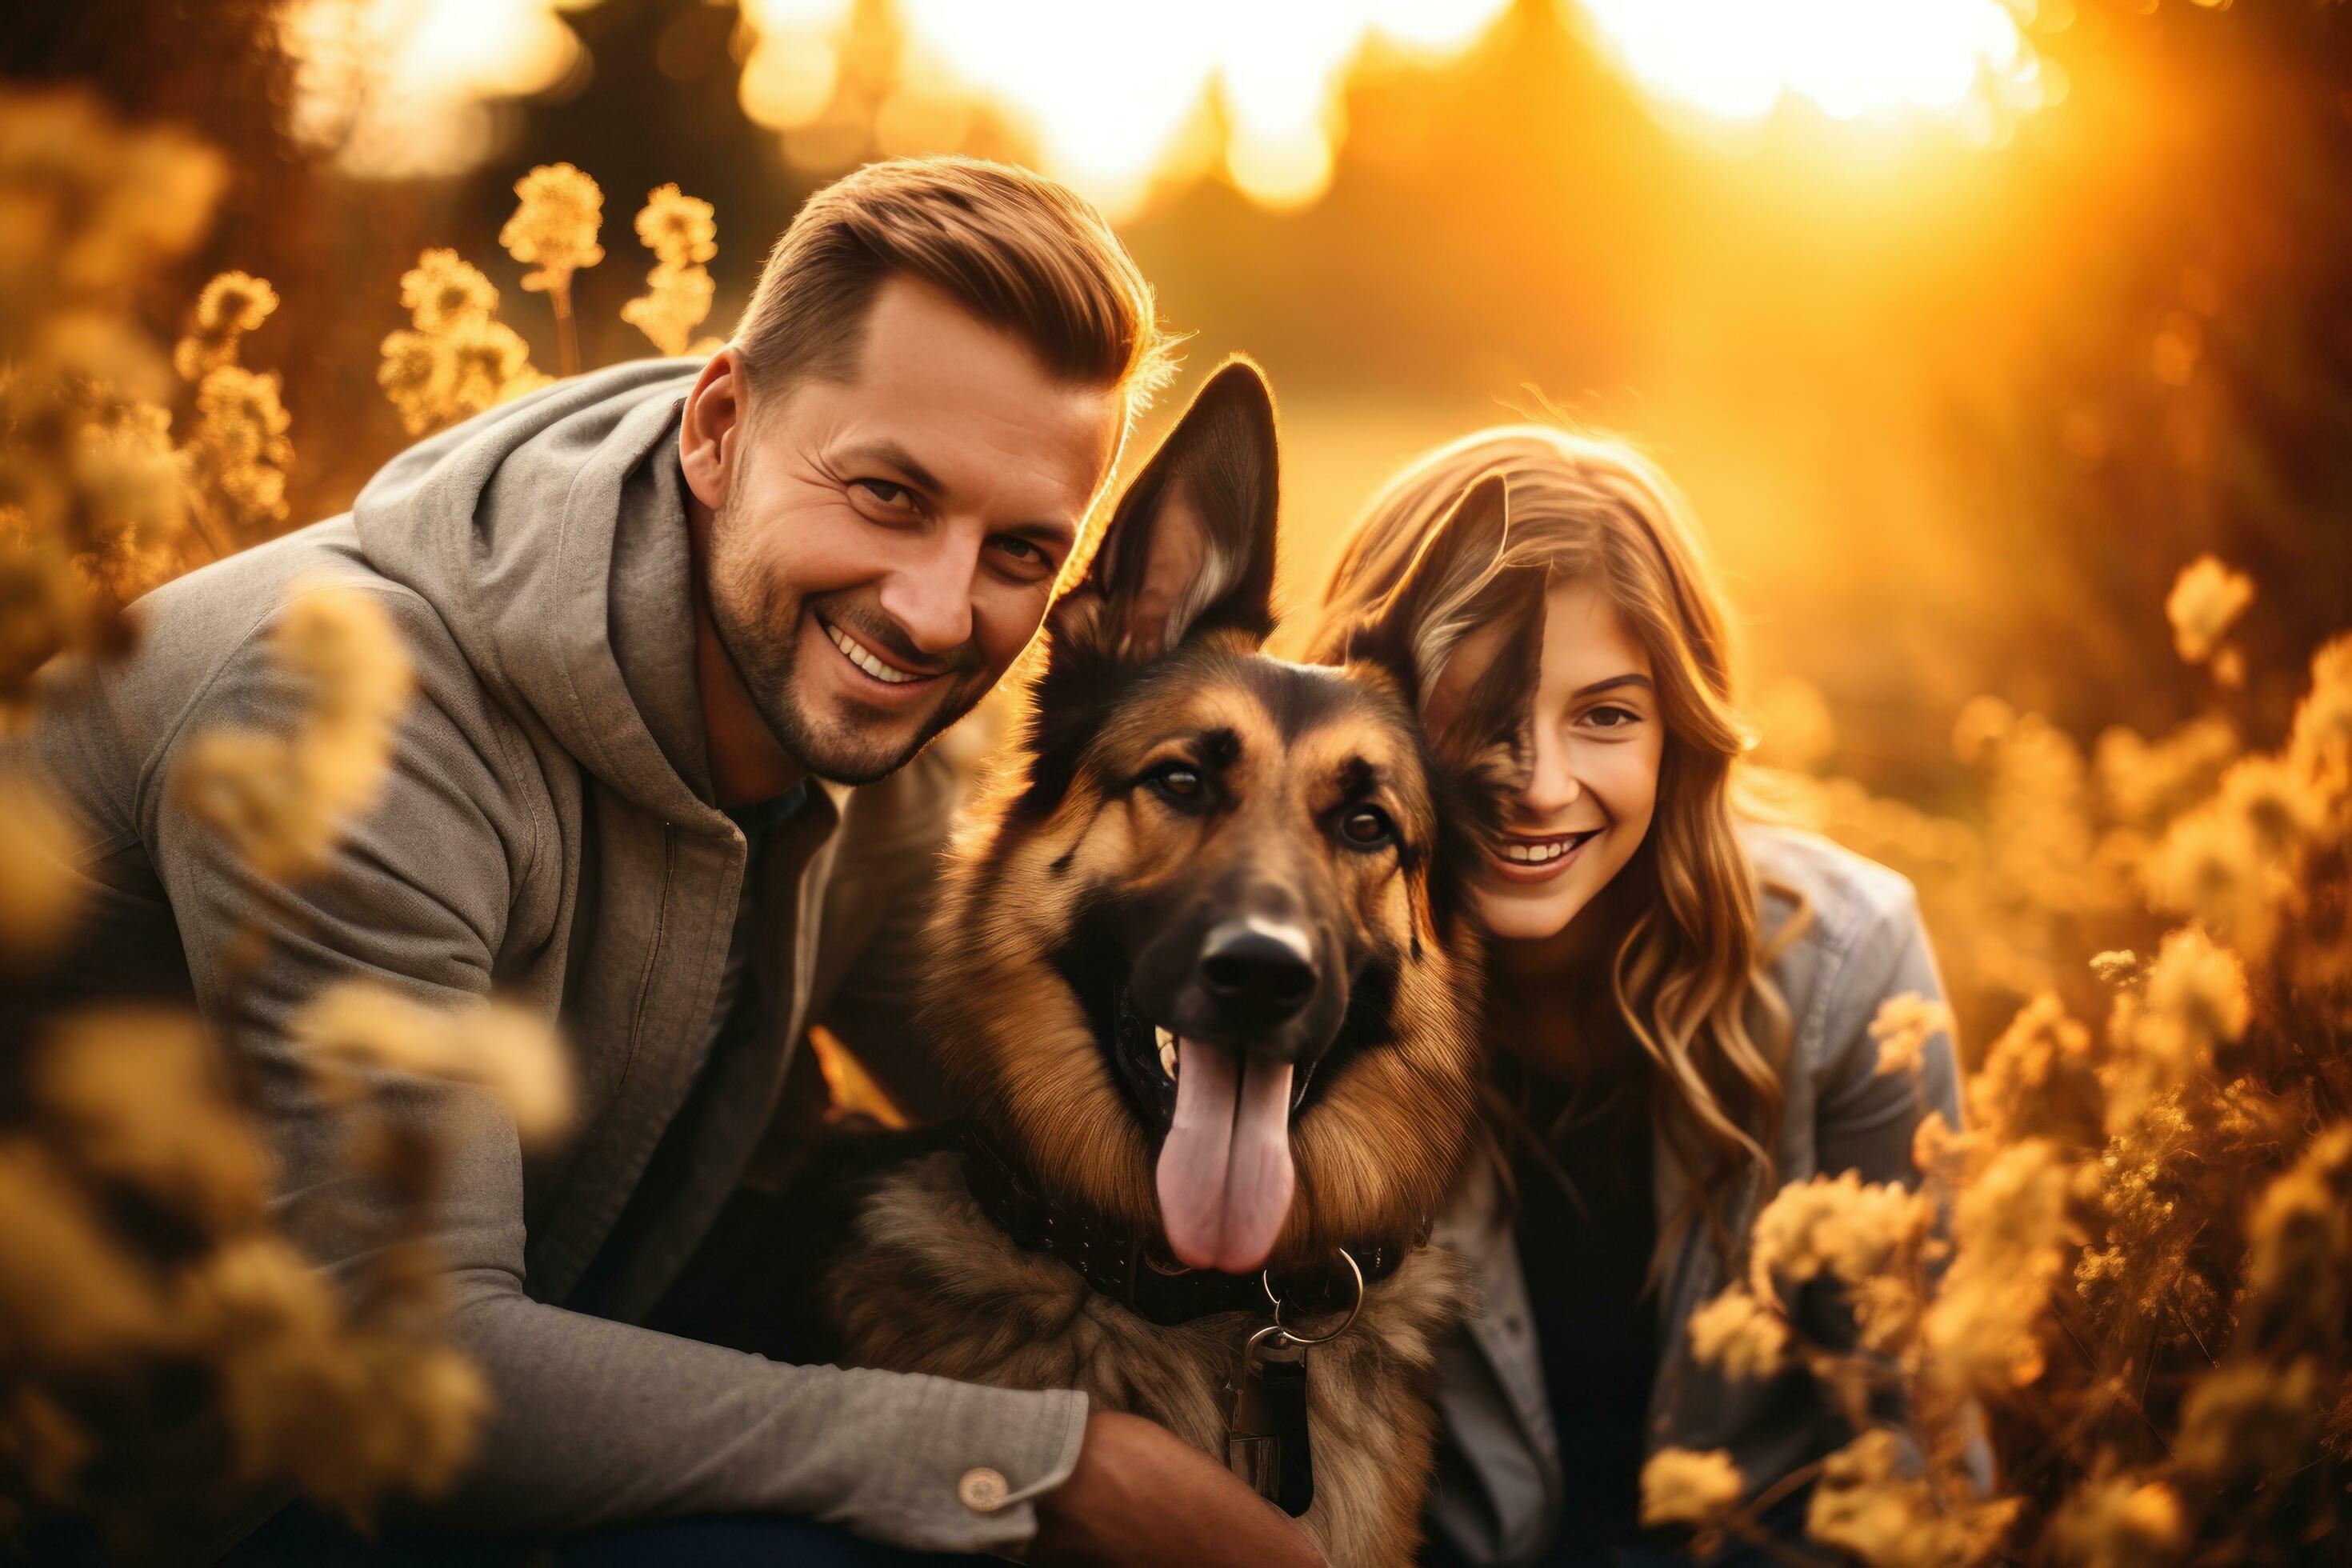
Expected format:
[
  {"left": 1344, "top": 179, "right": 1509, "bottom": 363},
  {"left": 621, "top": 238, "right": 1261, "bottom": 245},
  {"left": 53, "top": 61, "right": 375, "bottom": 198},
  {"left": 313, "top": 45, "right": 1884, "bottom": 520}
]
[{"left": 960, "top": 1126, "right": 1416, "bottom": 1328}]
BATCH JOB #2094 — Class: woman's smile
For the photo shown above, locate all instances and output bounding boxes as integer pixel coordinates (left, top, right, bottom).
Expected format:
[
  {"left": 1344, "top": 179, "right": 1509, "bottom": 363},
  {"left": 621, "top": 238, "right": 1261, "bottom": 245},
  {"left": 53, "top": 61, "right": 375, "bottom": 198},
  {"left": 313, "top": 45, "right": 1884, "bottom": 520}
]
[{"left": 1487, "top": 827, "right": 1603, "bottom": 884}]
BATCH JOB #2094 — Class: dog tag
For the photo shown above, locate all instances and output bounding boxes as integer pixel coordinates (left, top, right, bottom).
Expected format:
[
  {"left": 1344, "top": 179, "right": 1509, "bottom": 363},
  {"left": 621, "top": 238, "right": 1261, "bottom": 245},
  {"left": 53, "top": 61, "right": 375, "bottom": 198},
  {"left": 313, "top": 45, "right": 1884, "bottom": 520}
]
[{"left": 1226, "top": 1327, "right": 1315, "bottom": 1518}]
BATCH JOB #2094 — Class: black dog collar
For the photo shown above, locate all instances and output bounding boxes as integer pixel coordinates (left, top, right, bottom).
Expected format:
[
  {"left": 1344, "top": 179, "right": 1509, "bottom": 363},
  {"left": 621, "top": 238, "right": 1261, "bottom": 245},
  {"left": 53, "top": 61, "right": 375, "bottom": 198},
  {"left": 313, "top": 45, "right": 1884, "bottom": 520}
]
[{"left": 958, "top": 1126, "right": 1419, "bottom": 1328}]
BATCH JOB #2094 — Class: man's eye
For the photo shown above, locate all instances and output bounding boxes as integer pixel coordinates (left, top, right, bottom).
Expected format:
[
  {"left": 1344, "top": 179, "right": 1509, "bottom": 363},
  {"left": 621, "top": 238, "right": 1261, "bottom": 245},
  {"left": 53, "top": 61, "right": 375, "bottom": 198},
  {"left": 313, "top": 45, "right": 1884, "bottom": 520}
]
[
  {"left": 1338, "top": 806, "right": 1395, "bottom": 849},
  {"left": 853, "top": 478, "right": 918, "bottom": 513}
]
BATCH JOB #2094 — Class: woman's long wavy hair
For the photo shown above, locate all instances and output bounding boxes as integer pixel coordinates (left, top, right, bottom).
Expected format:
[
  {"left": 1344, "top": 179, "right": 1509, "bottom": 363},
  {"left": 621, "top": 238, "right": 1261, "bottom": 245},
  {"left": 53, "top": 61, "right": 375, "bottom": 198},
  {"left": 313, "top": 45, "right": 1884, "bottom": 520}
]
[{"left": 1308, "top": 425, "right": 1801, "bottom": 1263}]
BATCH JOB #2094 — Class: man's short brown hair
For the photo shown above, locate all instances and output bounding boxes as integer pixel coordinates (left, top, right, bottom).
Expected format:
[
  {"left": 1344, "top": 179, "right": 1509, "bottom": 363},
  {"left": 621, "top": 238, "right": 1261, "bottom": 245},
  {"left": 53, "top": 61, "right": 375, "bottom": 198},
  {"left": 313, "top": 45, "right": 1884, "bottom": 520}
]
[{"left": 733, "top": 156, "right": 1172, "bottom": 423}]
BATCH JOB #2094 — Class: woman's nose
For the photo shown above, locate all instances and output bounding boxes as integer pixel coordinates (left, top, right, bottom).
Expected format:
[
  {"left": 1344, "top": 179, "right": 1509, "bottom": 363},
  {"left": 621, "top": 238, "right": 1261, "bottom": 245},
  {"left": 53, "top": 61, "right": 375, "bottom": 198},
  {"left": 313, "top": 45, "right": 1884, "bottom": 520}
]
[{"left": 1518, "top": 733, "right": 1583, "bottom": 814}]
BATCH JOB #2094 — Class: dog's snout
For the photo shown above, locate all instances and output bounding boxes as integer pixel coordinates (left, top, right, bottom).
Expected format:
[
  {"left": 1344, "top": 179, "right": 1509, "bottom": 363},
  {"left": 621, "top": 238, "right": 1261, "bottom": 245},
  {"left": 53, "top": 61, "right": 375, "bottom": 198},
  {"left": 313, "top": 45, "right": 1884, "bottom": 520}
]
[{"left": 1197, "top": 918, "right": 1317, "bottom": 1027}]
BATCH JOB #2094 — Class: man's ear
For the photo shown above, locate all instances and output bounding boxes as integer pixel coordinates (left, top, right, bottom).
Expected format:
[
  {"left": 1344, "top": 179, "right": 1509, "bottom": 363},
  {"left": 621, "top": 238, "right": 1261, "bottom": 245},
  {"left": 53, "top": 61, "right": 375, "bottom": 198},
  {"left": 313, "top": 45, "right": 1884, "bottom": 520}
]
[
  {"left": 1046, "top": 358, "right": 1280, "bottom": 674},
  {"left": 679, "top": 347, "right": 747, "bottom": 514},
  {"left": 1338, "top": 472, "right": 1547, "bottom": 775}
]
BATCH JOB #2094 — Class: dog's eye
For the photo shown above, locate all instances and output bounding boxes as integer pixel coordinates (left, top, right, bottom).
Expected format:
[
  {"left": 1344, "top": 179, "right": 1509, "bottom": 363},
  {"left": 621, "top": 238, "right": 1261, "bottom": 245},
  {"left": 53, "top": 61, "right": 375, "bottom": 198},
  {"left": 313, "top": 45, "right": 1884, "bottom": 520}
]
[
  {"left": 1145, "top": 763, "right": 1205, "bottom": 804},
  {"left": 1338, "top": 806, "right": 1395, "bottom": 849}
]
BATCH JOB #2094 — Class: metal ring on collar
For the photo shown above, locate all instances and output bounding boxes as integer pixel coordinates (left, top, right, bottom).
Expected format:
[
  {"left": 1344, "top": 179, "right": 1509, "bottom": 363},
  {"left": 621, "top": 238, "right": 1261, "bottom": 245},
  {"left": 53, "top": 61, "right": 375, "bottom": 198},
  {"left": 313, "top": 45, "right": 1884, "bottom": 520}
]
[{"left": 1258, "top": 1246, "right": 1365, "bottom": 1346}]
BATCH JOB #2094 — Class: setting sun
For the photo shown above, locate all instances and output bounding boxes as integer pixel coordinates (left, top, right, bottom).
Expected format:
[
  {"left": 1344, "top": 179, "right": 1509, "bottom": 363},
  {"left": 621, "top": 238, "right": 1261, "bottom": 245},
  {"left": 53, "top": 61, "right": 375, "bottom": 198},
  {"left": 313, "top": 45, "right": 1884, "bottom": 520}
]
[{"left": 1576, "top": 0, "right": 2044, "bottom": 129}]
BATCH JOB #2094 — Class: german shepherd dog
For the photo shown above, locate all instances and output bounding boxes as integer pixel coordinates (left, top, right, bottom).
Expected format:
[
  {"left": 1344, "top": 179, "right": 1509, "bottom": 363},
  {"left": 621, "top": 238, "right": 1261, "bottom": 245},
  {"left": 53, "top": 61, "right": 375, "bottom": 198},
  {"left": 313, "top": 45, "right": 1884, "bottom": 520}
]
[{"left": 666, "top": 361, "right": 1542, "bottom": 1565}]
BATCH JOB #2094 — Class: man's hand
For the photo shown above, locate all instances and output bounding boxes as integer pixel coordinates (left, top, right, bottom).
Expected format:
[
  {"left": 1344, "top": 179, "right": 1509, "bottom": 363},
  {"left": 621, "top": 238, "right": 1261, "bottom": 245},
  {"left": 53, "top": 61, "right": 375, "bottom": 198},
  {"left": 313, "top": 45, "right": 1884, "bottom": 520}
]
[{"left": 1028, "top": 1410, "right": 1326, "bottom": 1567}]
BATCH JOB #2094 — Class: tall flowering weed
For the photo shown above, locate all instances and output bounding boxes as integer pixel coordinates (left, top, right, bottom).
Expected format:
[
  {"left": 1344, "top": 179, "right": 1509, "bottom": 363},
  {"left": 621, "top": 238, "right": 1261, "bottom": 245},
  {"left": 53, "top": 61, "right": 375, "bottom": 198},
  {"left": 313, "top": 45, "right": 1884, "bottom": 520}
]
[
  {"left": 1654, "top": 559, "right": 2352, "bottom": 1562},
  {"left": 0, "top": 94, "right": 578, "bottom": 1558}
]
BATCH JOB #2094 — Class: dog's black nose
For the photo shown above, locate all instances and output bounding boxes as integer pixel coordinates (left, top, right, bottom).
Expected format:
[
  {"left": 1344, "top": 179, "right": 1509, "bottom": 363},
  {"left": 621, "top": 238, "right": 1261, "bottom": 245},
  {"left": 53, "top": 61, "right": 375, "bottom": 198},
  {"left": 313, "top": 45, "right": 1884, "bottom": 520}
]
[{"left": 1197, "top": 919, "right": 1317, "bottom": 1028}]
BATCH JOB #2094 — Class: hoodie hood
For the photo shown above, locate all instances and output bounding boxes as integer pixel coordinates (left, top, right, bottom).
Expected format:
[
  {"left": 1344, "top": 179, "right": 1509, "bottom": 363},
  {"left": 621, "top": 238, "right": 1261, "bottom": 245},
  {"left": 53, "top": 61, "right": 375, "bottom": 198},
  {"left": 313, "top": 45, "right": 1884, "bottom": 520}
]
[{"left": 353, "top": 359, "right": 720, "bottom": 827}]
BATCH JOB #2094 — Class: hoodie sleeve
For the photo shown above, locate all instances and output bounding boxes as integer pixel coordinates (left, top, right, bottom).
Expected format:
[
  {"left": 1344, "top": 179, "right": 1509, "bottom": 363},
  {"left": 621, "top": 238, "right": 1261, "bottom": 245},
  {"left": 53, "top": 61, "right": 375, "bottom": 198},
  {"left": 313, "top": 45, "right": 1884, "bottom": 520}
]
[{"left": 150, "top": 590, "right": 1085, "bottom": 1556}]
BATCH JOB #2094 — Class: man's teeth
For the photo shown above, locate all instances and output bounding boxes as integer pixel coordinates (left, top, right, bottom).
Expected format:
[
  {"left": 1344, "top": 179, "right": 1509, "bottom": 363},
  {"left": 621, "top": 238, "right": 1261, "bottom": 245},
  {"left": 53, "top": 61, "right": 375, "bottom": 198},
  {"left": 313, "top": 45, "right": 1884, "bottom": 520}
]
[
  {"left": 1155, "top": 1025, "right": 1180, "bottom": 1082},
  {"left": 828, "top": 622, "right": 923, "bottom": 685},
  {"left": 1502, "top": 831, "right": 1594, "bottom": 864}
]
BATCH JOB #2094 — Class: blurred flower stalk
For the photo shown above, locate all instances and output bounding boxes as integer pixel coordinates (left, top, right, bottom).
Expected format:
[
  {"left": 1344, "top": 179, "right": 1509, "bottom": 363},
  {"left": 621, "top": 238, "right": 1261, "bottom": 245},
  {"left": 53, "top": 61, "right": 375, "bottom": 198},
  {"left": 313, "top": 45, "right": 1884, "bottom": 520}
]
[
  {"left": 1646, "top": 564, "right": 2352, "bottom": 1561},
  {"left": 0, "top": 89, "right": 572, "bottom": 1558}
]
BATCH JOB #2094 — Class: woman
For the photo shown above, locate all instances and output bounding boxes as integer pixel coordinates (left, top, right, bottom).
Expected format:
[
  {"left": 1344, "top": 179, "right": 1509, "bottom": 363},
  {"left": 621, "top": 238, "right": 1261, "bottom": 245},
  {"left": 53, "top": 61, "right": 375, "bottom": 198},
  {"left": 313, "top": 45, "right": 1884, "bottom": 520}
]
[{"left": 1306, "top": 428, "right": 1962, "bottom": 1566}]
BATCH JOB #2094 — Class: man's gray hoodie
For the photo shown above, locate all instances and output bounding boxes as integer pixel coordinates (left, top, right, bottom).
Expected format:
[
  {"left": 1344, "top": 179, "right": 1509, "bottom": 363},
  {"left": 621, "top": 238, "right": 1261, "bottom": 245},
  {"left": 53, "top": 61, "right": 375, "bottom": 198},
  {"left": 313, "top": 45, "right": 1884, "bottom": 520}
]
[{"left": 24, "top": 361, "right": 1087, "bottom": 1553}]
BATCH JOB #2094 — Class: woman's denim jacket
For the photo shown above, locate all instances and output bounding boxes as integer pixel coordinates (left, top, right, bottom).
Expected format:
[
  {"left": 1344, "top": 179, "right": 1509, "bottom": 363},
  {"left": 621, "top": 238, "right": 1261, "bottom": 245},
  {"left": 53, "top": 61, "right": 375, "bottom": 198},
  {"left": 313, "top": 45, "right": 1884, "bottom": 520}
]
[{"left": 1426, "top": 825, "right": 1966, "bottom": 1564}]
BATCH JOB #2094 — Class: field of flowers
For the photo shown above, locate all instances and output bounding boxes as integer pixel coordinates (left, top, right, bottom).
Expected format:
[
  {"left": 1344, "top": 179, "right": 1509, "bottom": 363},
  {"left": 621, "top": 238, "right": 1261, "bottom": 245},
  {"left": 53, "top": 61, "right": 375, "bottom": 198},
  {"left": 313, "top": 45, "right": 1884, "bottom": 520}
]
[{"left": 3, "top": 80, "right": 2349, "bottom": 1566}]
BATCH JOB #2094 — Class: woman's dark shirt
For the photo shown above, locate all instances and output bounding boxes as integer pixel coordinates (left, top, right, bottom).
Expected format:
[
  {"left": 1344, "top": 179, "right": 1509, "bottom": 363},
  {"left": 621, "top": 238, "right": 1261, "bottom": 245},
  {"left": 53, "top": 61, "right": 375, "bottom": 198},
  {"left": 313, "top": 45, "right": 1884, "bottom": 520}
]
[{"left": 1506, "top": 1050, "right": 1658, "bottom": 1558}]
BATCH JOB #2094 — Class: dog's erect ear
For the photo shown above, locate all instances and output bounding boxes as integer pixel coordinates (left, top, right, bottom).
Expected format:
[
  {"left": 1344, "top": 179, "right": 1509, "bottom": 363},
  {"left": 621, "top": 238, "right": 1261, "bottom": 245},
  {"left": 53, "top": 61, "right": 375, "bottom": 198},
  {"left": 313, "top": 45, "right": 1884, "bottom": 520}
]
[
  {"left": 1046, "top": 358, "right": 1280, "bottom": 673},
  {"left": 1337, "top": 472, "right": 1546, "bottom": 776}
]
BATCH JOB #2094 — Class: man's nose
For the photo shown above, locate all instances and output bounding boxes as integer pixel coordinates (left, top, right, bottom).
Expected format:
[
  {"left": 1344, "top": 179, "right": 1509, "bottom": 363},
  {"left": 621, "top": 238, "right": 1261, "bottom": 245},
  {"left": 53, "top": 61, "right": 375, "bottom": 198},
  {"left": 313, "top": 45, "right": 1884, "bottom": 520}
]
[{"left": 874, "top": 538, "right": 978, "bottom": 656}]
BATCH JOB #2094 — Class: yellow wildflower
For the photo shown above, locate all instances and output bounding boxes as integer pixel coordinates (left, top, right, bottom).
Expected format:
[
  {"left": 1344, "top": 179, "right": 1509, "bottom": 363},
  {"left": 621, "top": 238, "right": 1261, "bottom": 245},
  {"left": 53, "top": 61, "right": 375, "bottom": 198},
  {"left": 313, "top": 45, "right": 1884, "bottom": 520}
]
[
  {"left": 622, "top": 261, "right": 718, "bottom": 358},
  {"left": 0, "top": 1140, "right": 170, "bottom": 1366},
  {"left": 443, "top": 317, "right": 543, "bottom": 420},
  {"left": 2219, "top": 753, "right": 2328, "bottom": 854},
  {"left": 1688, "top": 1286, "right": 1789, "bottom": 1381},
  {"left": 1750, "top": 1170, "right": 1932, "bottom": 1298},
  {"left": 1638, "top": 1446, "right": 1742, "bottom": 1528},
  {"left": 1805, "top": 1430, "right": 2021, "bottom": 1567},
  {"left": 2174, "top": 1358, "right": 2321, "bottom": 1486},
  {"left": 2242, "top": 1125, "right": 2352, "bottom": 1347},
  {"left": 2093, "top": 714, "right": 2235, "bottom": 830},
  {"left": 174, "top": 582, "right": 414, "bottom": 884},
  {"left": 0, "top": 767, "right": 82, "bottom": 961},
  {"left": 31, "top": 1007, "right": 267, "bottom": 1234},
  {"left": 2048, "top": 1467, "right": 2185, "bottom": 1568},
  {"left": 2163, "top": 554, "right": 2252, "bottom": 665},
  {"left": 1869, "top": 991, "right": 1954, "bottom": 1079},
  {"left": 378, "top": 328, "right": 450, "bottom": 436},
  {"left": 71, "top": 399, "right": 186, "bottom": 590},
  {"left": 182, "top": 365, "right": 295, "bottom": 542},
  {"left": 174, "top": 269, "right": 278, "bottom": 381},
  {"left": 2130, "top": 925, "right": 2250, "bottom": 1082},
  {"left": 2286, "top": 632, "right": 2352, "bottom": 802},
  {"left": 1949, "top": 694, "right": 2014, "bottom": 768},
  {"left": 293, "top": 980, "right": 574, "bottom": 1147},
  {"left": 194, "top": 269, "right": 278, "bottom": 335},
  {"left": 2141, "top": 802, "right": 2282, "bottom": 962},
  {"left": 0, "top": 526, "right": 92, "bottom": 709},
  {"left": 500, "top": 162, "right": 605, "bottom": 294},
  {"left": 1967, "top": 994, "right": 2100, "bottom": 1146},
  {"left": 623, "top": 183, "right": 721, "bottom": 358},
  {"left": 1926, "top": 1139, "right": 2070, "bottom": 1395},
  {"left": 634, "top": 182, "right": 717, "bottom": 267},
  {"left": 399, "top": 249, "right": 498, "bottom": 334}
]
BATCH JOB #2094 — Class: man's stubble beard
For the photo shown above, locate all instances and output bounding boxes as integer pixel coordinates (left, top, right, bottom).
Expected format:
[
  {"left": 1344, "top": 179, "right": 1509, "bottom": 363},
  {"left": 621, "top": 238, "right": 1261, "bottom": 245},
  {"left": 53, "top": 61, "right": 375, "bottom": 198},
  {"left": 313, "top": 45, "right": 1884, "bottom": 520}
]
[{"left": 703, "top": 511, "right": 987, "bottom": 787}]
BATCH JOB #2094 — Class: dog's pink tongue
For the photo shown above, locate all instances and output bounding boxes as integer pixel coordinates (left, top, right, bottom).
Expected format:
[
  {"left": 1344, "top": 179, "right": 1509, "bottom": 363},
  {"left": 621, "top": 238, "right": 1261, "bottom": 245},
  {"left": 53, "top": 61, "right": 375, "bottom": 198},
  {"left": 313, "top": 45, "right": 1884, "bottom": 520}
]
[{"left": 1155, "top": 1039, "right": 1296, "bottom": 1273}]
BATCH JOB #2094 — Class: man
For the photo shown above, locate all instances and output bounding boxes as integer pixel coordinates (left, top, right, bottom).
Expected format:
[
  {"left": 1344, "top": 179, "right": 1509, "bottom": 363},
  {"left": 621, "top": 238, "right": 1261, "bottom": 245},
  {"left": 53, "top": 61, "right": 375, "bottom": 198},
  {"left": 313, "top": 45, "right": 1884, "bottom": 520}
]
[{"left": 28, "top": 158, "right": 1318, "bottom": 1566}]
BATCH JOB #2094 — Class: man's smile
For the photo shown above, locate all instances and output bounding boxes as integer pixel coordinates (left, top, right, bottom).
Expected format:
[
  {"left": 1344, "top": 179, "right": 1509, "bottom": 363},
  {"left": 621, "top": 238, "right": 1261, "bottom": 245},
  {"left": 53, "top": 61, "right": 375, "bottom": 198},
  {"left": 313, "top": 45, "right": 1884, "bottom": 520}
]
[{"left": 814, "top": 613, "right": 952, "bottom": 709}]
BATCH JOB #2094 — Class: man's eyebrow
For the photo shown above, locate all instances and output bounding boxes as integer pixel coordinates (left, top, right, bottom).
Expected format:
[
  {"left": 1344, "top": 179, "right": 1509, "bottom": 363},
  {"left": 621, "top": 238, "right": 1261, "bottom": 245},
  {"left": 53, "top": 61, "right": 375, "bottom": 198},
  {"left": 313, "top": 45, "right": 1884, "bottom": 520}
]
[
  {"left": 835, "top": 440, "right": 943, "bottom": 496},
  {"left": 1573, "top": 674, "right": 1654, "bottom": 698}
]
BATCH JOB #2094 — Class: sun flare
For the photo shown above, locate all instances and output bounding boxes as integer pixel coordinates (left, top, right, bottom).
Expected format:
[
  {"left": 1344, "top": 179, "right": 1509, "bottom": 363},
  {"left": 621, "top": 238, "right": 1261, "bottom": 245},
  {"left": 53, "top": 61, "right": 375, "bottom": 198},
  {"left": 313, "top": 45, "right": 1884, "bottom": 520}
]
[{"left": 1575, "top": 0, "right": 2045, "bottom": 130}]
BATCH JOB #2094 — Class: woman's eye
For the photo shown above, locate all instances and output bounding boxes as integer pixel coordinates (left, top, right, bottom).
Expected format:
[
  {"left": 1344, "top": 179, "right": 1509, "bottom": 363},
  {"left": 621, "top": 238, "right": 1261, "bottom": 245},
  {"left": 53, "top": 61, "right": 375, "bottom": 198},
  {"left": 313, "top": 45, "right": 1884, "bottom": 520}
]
[
  {"left": 1338, "top": 806, "right": 1394, "bottom": 848},
  {"left": 1585, "top": 705, "right": 1640, "bottom": 730}
]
